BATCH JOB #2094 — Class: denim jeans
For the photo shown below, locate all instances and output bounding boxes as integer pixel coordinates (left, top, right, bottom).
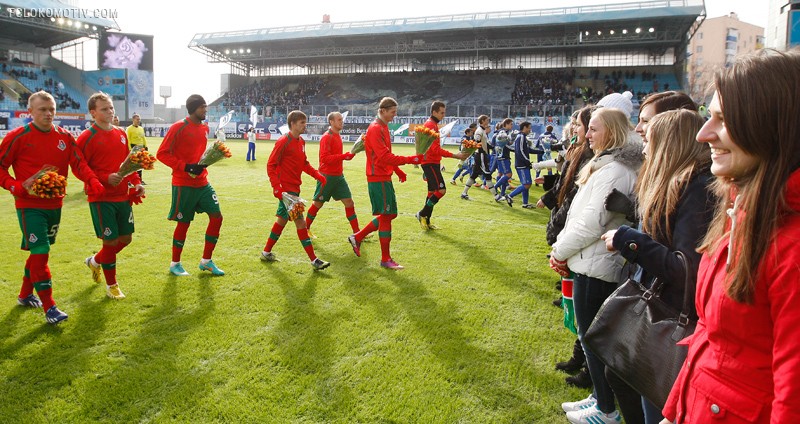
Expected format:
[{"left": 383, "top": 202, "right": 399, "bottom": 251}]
[
  {"left": 573, "top": 273, "right": 619, "bottom": 413},
  {"left": 642, "top": 396, "right": 664, "bottom": 424},
  {"left": 246, "top": 143, "right": 256, "bottom": 161}
]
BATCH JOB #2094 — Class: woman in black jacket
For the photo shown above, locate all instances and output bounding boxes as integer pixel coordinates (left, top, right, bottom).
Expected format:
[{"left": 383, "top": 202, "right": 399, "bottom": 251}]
[{"left": 601, "top": 108, "right": 715, "bottom": 424}]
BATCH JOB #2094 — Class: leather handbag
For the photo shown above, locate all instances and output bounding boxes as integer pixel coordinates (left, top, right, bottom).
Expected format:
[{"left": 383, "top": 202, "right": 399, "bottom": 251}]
[{"left": 583, "top": 251, "right": 695, "bottom": 409}]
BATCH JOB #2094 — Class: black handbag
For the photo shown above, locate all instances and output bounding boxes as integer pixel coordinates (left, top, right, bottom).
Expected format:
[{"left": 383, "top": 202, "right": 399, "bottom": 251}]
[{"left": 583, "top": 251, "right": 695, "bottom": 409}]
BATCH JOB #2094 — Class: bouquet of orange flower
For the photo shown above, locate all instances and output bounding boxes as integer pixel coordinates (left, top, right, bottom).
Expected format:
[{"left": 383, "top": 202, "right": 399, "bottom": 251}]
[
  {"left": 118, "top": 146, "right": 156, "bottom": 177},
  {"left": 23, "top": 165, "right": 67, "bottom": 199},
  {"left": 350, "top": 134, "right": 365, "bottom": 154},
  {"left": 282, "top": 193, "right": 306, "bottom": 221},
  {"left": 190, "top": 140, "right": 232, "bottom": 177},
  {"left": 414, "top": 126, "right": 439, "bottom": 155},
  {"left": 461, "top": 139, "right": 481, "bottom": 156}
]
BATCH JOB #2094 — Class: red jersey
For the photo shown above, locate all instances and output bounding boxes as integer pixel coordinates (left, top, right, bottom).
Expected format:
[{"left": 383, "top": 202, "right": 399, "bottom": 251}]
[
  {"left": 318, "top": 129, "right": 349, "bottom": 176},
  {"left": 77, "top": 123, "right": 141, "bottom": 203},
  {"left": 0, "top": 122, "right": 99, "bottom": 209},
  {"left": 267, "top": 133, "right": 318, "bottom": 194},
  {"left": 364, "top": 118, "right": 408, "bottom": 183},
  {"left": 420, "top": 117, "right": 453, "bottom": 165},
  {"left": 156, "top": 118, "right": 210, "bottom": 188}
]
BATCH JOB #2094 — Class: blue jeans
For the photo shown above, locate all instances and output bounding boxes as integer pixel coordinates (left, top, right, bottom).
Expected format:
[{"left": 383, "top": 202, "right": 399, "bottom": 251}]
[
  {"left": 642, "top": 396, "right": 663, "bottom": 424},
  {"left": 246, "top": 143, "right": 256, "bottom": 161},
  {"left": 573, "top": 273, "right": 619, "bottom": 413}
]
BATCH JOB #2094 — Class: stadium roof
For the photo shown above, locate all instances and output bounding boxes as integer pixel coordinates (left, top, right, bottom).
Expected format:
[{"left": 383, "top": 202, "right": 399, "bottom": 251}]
[
  {"left": 189, "top": 0, "right": 704, "bottom": 72},
  {"left": 0, "top": 0, "right": 119, "bottom": 47}
]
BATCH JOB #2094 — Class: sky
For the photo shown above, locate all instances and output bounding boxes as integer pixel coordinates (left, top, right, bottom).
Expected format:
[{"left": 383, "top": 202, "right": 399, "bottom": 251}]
[{"left": 78, "top": 0, "right": 770, "bottom": 109}]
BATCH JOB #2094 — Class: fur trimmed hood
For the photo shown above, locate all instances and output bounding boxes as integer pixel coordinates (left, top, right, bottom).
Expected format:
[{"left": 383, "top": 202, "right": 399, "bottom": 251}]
[{"left": 588, "top": 131, "right": 644, "bottom": 173}]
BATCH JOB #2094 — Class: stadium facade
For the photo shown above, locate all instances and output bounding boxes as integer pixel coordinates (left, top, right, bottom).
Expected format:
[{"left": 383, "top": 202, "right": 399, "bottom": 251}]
[{"left": 2, "top": 0, "right": 705, "bottom": 143}]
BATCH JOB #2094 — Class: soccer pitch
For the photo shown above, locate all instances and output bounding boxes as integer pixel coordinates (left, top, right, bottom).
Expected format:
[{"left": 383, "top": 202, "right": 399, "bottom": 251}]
[{"left": 0, "top": 137, "right": 588, "bottom": 423}]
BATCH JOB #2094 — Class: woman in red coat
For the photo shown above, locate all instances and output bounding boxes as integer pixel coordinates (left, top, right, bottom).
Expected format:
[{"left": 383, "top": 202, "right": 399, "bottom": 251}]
[{"left": 661, "top": 48, "right": 800, "bottom": 423}]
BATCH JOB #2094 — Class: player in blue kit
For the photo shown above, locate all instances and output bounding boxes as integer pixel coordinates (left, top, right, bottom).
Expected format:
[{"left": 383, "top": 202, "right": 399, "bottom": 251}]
[{"left": 505, "top": 121, "right": 534, "bottom": 208}]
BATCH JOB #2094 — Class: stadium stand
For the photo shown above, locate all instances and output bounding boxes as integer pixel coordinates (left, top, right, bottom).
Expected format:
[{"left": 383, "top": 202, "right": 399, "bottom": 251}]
[
  {"left": 4, "top": 64, "right": 84, "bottom": 111},
  {"left": 194, "top": 0, "right": 704, "bottom": 125}
]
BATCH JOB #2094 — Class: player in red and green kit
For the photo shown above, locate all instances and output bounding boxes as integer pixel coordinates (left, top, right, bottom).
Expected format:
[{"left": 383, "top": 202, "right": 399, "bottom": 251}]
[
  {"left": 346, "top": 97, "right": 423, "bottom": 270},
  {"left": 0, "top": 91, "right": 105, "bottom": 324},
  {"left": 415, "top": 100, "right": 468, "bottom": 230},
  {"left": 262, "top": 110, "right": 330, "bottom": 270},
  {"left": 156, "top": 94, "right": 225, "bottom": 277},
  {"left": 78, "top": 93, "right": 145, "bottom": 299},
  {"left": 304, "top": 111, "right": 359, "bottom": 237}
]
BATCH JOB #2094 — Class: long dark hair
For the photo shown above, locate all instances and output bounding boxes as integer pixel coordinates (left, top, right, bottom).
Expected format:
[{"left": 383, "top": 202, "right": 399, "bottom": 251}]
[
  {"left": 699, "top": 48, "right": 800, "bottom": 303},
  {"left": 557, "top": 105, "right": 596, "bottom": 206}
]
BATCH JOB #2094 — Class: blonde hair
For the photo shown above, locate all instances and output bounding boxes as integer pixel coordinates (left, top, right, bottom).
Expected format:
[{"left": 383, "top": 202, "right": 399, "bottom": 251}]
[
  {"left": 327, "top": 111, "right": 342, "bottom": 123},
  {"left": 28, "top": 90, "right": 55, "bottom": 108},
  {"left": 636, "top": 109, "right": 709, "bottom": 243},
  {"left": 379, "top": 97, "right": 397, "bottom": 110},
  {"left": 577, "top": 108, "right": 630, "bottom": 184}
]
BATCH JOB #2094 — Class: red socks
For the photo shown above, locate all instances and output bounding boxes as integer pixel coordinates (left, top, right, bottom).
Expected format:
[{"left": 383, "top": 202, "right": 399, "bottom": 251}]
[
  {"left": 355, "top": 218, "right": 379, "bottom": 243},
  {"left": 172, "top": 222, "right": 190, "bottom": 262},
  {"left": 305, "top": 203, "right": 320, "bottom": 229},
  {"left": 19, "top": 256, "right": 34, "bottom": 299},
  {"left": 203, "top": 216, "right": 223, "bottom": 259},
  {"left": 297, "top": 228, "right": 316, "bottom": 260},
  {"left": 265, "top": 222, "right": 285, "bottom": 252},
  {"left": 378, "top": 215, "right": 394, "bottom": 262},
  {"left": 345, "top": 206, "right": 359, "bottom": 232},
  {"left": 29, "top": 253, "right": 54, "bottom": 311}
]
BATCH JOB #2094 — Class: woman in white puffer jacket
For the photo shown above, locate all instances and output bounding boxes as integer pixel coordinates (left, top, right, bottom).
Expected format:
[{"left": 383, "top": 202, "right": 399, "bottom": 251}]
[{"left": 550, "top": 107, "right": 643, "bottom": 424}]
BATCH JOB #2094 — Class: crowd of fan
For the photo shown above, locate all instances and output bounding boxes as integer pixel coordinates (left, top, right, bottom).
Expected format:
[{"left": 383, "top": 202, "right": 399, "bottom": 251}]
[
  {"left": 220, "top": 77, "right": 327, "bottom": 111},
  {"left": 511, "top": 69, "right": 577, "bottom": 107},
  {"left": 8, "top": 67, "right": 42, "bottom": 81},
  {"left": 581, "top": 69, "right": 671, "bottom": 104}
]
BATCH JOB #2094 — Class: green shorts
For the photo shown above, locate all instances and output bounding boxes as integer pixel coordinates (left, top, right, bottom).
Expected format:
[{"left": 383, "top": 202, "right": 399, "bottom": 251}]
[
  {"left": 275, "top": 191, "right": 300, "bottom": 221},
  {"left": 17, "top": 208, "right": 61, "bottom": 251},
  {"left": 89, "top": 201, "right": 134, "bottom": 240},
  {"left": 313, "top": 174, "right": 352, "bottom": 203},
  {"left": 168, "top": 184, "right": 221, "bottom": 222},
  {"left": 367, "top": 181, "right": 397, "bottom": 215}
]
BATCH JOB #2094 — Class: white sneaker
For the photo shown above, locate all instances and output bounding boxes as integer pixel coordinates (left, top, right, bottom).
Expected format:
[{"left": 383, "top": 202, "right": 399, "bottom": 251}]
[
  {"left": 566, "top": 406, "right": 621, "bottom": 424},
  {"left": 561, "top": 395, "right": 597, "bottom": 413}
]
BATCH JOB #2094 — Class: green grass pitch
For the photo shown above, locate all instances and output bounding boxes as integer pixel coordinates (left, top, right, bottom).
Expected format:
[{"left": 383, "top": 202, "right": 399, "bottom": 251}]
[{"left": 0, "top": 137, "right": 590, "bottom": 423}]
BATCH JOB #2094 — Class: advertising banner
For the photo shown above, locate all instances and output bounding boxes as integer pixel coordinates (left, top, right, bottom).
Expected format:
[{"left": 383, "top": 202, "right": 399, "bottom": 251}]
[
  {"left": 84, "top": 69, "right": 126, "bottom": 96},
  {"left": 127, "top": 69, "right": 154, "bottom": 119}
]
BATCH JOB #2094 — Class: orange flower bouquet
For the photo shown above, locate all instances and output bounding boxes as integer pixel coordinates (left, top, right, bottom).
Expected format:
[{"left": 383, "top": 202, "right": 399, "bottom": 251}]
[
  {"left": 414, "top": 125, "right": 439, "bottom": 155},
  {"left": 282, "top": 193, "right": 306, "bottom": 221},
  {"left": 461, "top": 139, "right": 481, "bottom": 156},
  {"left": 190, "top": 140, "right": 232, "bottom": 177},
  {"left": 118, "top": 146, "right": 156, "bottom": 177},
  {"left": 23, "top": 165, "right": 67, "bottom": 198}
]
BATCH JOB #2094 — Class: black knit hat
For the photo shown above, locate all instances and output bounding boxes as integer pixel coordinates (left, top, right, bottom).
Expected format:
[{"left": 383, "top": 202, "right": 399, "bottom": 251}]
[{"left": 186, "top": 94, "right": 206, "bottom": 115}]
